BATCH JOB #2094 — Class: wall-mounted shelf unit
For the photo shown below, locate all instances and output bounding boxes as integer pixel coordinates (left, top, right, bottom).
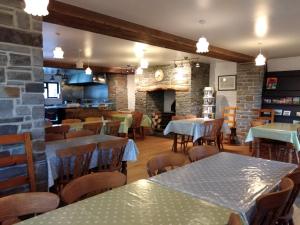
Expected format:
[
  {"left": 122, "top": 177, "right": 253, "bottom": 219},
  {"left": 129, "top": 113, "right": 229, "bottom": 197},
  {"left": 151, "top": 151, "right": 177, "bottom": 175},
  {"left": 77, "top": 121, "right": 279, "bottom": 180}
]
[{"left": 262, "top": 70, "right": 300, "bottom": 123}]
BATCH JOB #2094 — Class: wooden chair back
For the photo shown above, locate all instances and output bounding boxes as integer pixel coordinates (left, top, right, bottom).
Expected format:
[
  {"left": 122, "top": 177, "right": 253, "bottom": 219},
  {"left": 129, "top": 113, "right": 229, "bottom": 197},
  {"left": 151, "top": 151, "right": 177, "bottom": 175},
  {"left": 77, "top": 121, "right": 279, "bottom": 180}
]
[
  {"left": 0, "top": 192, "right": 59, "bottom": 225},
  {"left": 185, "top": 114, "right": 197, "bottom": 119},
  {"left": 253, "top": 108, "right": 275, "bottom": 123},
  {"left": 222, "top": 106, "right": 237, "bottom": 128},
  {"left": 45, "top": 133, "right": 65, "bottom": 142},
  {"left": 61, "top": 172, "right": 126, "bottom": 204},
  {"left": 45, "top": 125, "right": 70, "bottom": 138},
  {"left": 228, "top": 213, "right": 243, "bottom": 225},
  {"left": 202, "top": 120, "right": 219, "bottom": 140},
  {"left": 172, "top": 115, "right": 186, "bottom": 120},
  {"left": 97, "top": 139, "right": 128, "bottom": 173},
  {"left": 188, "top": 145, "right": 219, "bottom": 162},
  {"left": 105, "top": 121, "right": 120, "bottom": 136},
  {"left": 83, "top": 122, "right": 103, "bottom": 135},
  {"left": 131, "top": 111, "right": 143, "bottom": 129},
  {"left": 147, "top": 153, "right": 186, "bottom": 177},
  {"left": 65, "top": 130, "right": 94, "bottom": 139},
  {"left": 62, "top": 119, "right": 81, "bottom": 124},
  {"left": 0, "top": 132, "right": 36, "bottom": 194},
  {"left": 251, "top": 119, "right": 267, "bottom": 127},
  {"left": 280, "top": 169, "right": 300, "bottom": 219},
  {"left": 56, "top": 143, "right": 96, "bottom": 189},
  {"left": 85, "top": 117, "right": 102, "bottom": 122},
  {"left": 252, "top": 177, "right": 294, "bottom": 225}
]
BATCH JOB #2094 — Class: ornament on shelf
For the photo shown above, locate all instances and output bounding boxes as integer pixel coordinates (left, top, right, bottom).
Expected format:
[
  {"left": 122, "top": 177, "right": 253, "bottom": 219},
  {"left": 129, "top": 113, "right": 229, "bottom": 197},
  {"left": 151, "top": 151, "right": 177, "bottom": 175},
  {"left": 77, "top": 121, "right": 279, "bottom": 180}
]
[{"left": 203, "top": 87, "right": 215, "bottom": 119}]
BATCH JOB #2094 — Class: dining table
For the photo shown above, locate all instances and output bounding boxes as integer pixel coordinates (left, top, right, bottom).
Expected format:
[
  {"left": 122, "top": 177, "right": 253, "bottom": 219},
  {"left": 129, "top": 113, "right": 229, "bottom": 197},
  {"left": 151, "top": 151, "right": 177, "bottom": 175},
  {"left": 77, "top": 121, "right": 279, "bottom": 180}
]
[
  {"left": 111, "top": 113, "right": 152, "bottom": 133},
  {"left": 150, "top": 152, "right": 297, "bottom": 224},
  {"left": 163, "top": 118, "right": 214, "bottom": 152},
  {"left": 46, "top": 134, "right": 139, "bottom": 188},
  {"left": 245, "top": 122, "right": 300, "bottom": 162},
  {"left": 17, "top": 179, "right": 235, "bottom": 225}
]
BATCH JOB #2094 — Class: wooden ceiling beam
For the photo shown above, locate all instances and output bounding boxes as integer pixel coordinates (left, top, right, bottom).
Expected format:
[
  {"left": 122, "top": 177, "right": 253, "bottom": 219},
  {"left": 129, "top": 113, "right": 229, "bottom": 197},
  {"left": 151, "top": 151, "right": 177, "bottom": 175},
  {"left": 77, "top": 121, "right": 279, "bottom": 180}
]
[
  {"left": 43, "top": 60, "right": 126, "bottom": 74},
  {"left": 44, "top": 0, "right": 254, "bottom": 63}
]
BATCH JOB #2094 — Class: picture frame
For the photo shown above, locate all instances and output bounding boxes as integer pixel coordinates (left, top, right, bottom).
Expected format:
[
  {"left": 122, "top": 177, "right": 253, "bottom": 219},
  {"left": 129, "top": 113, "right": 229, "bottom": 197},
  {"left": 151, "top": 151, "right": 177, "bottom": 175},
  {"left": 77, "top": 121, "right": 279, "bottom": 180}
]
[
  {"left": 266, "top": 77, "right": 278, "bottom": 90},
  {"left": 283, "top": 110, "right": 291, "bottom": 116},
  {"left": 218, "top": 75, "right": 236, "bottom": 91}
]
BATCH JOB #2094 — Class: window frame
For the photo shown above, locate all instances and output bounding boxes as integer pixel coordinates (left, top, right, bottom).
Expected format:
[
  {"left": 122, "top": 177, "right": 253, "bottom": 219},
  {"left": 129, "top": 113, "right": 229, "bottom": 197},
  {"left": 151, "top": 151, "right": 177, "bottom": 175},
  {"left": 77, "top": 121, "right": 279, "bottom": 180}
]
[{"left": 44, "top": 82, "right": 60, "bottom": 99}]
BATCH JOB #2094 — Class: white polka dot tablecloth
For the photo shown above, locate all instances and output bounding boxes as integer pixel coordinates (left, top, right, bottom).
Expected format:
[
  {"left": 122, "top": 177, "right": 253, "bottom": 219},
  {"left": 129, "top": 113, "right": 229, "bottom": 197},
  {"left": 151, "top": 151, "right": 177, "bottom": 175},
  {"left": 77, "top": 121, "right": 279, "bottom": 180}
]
[
  {"left": 150, "top": 152, "right": 297, "bottom": 224},
  {"left": 17, "top": 180, "right": 234, "bottom": 225}
]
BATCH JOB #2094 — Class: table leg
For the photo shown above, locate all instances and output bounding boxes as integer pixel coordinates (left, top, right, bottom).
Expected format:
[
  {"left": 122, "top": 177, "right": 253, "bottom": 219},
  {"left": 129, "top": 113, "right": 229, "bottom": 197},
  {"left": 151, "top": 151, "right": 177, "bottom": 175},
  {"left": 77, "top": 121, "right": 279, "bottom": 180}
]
[
  {"left": 288, "top": 148, "right": 293, "bottom": 163},
  {"left": 173, "top": 134, "right": 178, "bottom": 152},
  {"left": 121, "top": 161, "right": 127, "bottom": 183},
  {"left": 254, "top": 137, "right": 260, "bottom": 158}
]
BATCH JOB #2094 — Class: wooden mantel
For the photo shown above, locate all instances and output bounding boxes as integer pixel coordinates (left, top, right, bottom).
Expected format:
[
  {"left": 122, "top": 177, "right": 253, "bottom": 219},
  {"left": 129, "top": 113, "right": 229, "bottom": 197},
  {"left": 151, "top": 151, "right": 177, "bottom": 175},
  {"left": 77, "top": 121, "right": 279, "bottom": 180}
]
[{"left": 44, "top": 1, "right": 254, "bottom": 63}]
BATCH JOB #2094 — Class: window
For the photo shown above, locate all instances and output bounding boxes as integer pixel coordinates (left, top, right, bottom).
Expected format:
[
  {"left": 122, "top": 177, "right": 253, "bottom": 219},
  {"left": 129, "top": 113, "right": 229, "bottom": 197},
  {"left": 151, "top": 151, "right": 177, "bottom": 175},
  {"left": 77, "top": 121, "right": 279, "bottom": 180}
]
[{"left": 44, "top": 82, "right": 60, "bottom": 99}]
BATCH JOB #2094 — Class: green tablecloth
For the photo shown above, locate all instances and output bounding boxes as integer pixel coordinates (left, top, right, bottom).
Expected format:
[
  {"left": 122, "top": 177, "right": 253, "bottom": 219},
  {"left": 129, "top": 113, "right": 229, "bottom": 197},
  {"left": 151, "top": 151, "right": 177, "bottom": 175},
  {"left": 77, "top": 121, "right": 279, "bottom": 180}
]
[
  {"left": 245, "top": 123, "right": 300, "bottom": 151},
  {"left": 111, "top": 114, "right": 152, "bottom": 133},
  {"left": 18, "top": 180, "right": 236, "bottom": 225}
]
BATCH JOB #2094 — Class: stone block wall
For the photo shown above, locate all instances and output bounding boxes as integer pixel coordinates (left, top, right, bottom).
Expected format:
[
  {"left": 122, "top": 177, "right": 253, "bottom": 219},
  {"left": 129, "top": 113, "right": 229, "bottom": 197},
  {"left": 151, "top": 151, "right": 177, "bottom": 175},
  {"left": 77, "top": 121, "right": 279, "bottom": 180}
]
[
  {"left": 236, "top": 63, "right": 265, "bottom": 142},
  {"left": 0, "top": 0, "right": 47, "bottom": 194},
  {"left": 107, "top": 74, "right": 128, "bottom": 110}
]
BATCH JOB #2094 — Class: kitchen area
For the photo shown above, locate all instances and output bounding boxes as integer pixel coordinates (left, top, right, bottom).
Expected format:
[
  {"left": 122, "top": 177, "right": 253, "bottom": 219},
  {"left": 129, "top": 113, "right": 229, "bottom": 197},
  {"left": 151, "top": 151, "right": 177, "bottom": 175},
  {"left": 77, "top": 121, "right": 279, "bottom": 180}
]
[{"left": 44, "top": 67, "right": 117, "bottom": 124}]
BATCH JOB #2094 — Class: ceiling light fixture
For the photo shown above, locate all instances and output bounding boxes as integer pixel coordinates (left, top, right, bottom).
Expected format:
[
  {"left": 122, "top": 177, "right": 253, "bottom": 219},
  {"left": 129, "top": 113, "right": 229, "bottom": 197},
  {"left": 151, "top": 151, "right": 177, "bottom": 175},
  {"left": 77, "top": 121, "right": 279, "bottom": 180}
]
[
  {"left": 196, "top": 20, "right": 209, "bottom": 53},
  {"left": 24, "top": 0, "right": 49, "bottom": 16},
  {"left": 255, "top": 43, "right": 266, "bottom": 66},
  {"left": 136, "top": 67, "right": 143, "bottom": 75},
  {"left": 195, "top": 62, "right": 200, "bottom": 68},
  {"left": 134, "top": 43, "right": 146, "bottom": 58},
  {"left": 53, "top": 47, "right": 64, "bottom": 59},
  {"left": 140, "top": 59, "right": 149, "bottom": 69},
  {"left": 85, "top": 60, "right": 92, "bottom": 75}
]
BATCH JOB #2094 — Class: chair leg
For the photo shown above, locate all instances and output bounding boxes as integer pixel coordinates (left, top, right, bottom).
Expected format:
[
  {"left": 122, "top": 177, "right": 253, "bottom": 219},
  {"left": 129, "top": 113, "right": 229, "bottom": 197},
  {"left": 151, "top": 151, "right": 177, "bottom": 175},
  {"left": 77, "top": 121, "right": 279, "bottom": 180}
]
[{"left": 295, "top": 150, "right": 299, "bottom": 164}]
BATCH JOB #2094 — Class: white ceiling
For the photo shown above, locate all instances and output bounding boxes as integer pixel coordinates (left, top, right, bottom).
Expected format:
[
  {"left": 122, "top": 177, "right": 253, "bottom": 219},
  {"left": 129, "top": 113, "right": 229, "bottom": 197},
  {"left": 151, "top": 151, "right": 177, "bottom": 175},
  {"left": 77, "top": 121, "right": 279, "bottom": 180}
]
[
  {"left": 55, "top": 0, "right": 300, "bottom": 60},
  {"left": 43, "top": 22, "right": 217, "bottom": 67}
]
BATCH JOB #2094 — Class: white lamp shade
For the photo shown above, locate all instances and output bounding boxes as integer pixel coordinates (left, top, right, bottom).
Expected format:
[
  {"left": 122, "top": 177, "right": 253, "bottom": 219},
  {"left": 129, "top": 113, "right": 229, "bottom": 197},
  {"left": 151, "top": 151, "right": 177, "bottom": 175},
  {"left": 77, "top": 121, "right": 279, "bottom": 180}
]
[
  {"left": 85, "top": 67, "right": 92, "bottom": 75},
  {"left": 255, "top": 53, "right": 266, "bottom": 66},
  {"left": 24, "top": 0, "right": 49, "bottom": 16},
  {"left": 53, "top": 47, "right": 64, "bottom": 59},
  {"left": 140, "top": 59, "right": 149, "bottom": 69},
  {"left": 135, "top": 67, "right": 143, "bottom": 75},
  {"left": 196, "top": 36, "right": 209, "bottom": 53}
]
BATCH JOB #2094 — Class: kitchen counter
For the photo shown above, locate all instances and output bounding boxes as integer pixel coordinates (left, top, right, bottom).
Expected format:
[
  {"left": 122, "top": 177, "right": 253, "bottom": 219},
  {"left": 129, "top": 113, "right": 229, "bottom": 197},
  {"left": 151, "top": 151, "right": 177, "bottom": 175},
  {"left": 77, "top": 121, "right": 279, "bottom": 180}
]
[{"left": 45, "top": 103, "right": 113, "bottom": 110}]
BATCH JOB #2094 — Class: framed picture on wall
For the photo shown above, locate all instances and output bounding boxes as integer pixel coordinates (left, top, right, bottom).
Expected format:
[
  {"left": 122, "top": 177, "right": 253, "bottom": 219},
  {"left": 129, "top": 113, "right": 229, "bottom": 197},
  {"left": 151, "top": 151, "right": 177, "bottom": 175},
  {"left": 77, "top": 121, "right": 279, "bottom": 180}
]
[
  {"left": 218, "top": 75, "right": 236, "bottom": 91},
  {"left": 266, "top": 77, "right": 278, "bottom": 90},
  {"left": 283, "top": 110, "right": 291, "bottom": 116},
  {"left": 274, "top": 109, "right": 283, "bottom": 115}
]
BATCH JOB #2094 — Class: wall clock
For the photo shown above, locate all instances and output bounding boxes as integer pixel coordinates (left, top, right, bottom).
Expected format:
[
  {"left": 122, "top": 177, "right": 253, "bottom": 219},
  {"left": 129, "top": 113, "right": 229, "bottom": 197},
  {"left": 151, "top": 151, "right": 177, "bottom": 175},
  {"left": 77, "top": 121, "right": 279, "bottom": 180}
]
[{"left": 154, "top": 69, "right": 164, "bottom": 81}]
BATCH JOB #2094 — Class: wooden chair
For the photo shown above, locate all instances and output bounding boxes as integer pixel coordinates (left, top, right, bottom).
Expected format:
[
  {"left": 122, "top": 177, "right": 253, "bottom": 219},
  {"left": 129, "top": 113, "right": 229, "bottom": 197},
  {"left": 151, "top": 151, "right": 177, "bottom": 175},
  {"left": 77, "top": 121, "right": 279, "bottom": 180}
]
[
  {"left": 251, "top": 177, "right": 294, "bottom": 225},
  {"left": 278, "top": 168, "right": 300, "bottom": 225},
  {"left": 83, "top": 122, "right": 103, "bottom": 135},
  {"left": 45, "top": 133, "right": 65, "bottom": 142},
  {"left": 228, "top": 213, "right": 243, "bottom": 225},
  {"left": 0, "top": 133, "right": 36, "bottom": 194},
  {"left": 253, "top": 108, "right": 275, "bottom": 123},
  {"left": 0, "top": 192, "right": 59, "bottom": 225},
  {"left": 185, "top": 114, "right": 197, "bottom": 119},
  {"left": 56, "top": 143, "right": 96, "bottom": 190},
  {"left": 171, "top": 115, "right": 190, "bottom": 153},
  {"left": 128, "top": 111, "right": 144, "bottom": 140},
  {"left": 105, "top": 121, "right": 121, "bottom": 136},
  {"left": 61, "top": 172, "right": 126, "bottom": 204},
  {"left": 62, "top": 119, "right": 81, "bottom": 124},
  {"left": 201, "top": 119, "right": 224, "bottom": 150},
  {"left": 188, "top": 145, "right": 219, "bottom": 162},
  {"left": 85, "top": 117, "right": 102, "bottom": 122},
  {"left": 45, "top": 125, "right": 70, "bottom": 138},
  {"left": 65, "top": 130, "right": 94, "bottom": 139},
  {"left": 97, "top": 139, "right": 128, "bottom": 174},
  {"left": 147, "top": 153, "right": 186, "bottom": 177}
]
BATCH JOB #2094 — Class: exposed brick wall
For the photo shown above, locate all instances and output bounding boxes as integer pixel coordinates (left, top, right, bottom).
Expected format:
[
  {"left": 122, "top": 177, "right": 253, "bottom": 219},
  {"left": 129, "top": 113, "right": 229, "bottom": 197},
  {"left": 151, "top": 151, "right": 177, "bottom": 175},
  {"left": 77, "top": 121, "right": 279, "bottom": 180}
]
[
  {"left": 0, "top": 0, "right": 47, "bottom": 194},
  {"left": 236, "top": 63, "right": 265, "bottom": 143},
  {"left": 107, "top": 74, "right": 128, "bottom": 110}
]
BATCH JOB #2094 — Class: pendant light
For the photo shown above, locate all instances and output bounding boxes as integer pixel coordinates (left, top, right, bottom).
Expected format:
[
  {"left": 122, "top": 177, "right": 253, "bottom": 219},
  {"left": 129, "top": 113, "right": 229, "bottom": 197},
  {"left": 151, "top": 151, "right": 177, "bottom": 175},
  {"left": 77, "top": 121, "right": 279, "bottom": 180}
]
[
  {"left": 24, "top": 0, "right": 49, "bottom": 16},
  {"left": 53, "top": 33, "right": 64, "bottom": 59},
  {"left": 255, "top": 43, "right": 266, "bottom": 66},
  {"left": 135, "top": 67, "right": 143, "bottom": 75},
  {"left": 140, "top": 59, "right": 149, "bottom": 69},
  {"left": 85, "top": 60, "right": 92, "bottom": 75},
  {"left": 196, "top": 20, "right": 209, "bottom": 53}
]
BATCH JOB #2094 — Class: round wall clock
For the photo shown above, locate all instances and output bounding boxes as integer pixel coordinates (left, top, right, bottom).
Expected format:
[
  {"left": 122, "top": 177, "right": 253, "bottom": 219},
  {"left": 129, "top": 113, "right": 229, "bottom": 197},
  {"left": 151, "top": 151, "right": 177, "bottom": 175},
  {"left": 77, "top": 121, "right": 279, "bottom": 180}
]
[{"left": 154, "top": 69, "right": 164, "bottom": 81}]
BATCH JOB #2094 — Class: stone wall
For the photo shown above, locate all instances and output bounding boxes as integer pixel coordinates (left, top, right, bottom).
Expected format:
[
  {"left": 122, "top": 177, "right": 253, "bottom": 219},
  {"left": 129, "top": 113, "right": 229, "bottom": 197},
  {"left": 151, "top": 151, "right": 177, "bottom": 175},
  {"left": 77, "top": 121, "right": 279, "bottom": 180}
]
[
  {"left": 236, "top": 63, "right": 265, "bottom": 142},
  {"left": 107, "top": 74, "right": 128, "bottom": 110},
  {"left": 0, "top": 0, "right": 46, "bottom": 194},
  {"left": 135, "top": 63, "right": 210, "bottom": 116}
]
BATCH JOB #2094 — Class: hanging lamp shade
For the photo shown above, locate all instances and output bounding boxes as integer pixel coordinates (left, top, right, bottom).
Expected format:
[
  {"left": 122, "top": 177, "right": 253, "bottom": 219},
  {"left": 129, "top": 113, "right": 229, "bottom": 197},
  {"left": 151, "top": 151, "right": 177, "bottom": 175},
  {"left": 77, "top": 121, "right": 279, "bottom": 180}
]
[
  {"left": 255, "top": 52, "right": 266, "bottom": 66},
  {"left": 53, "top": 47, "right": 64, "bottom": 59},
  {"left": 85, "top": 67, "right": 92, "bottom": 75},
  {"left": 135, "top": 67, "right": 143, "bottom": 75},
  {"left": 24, "top": 0, "right": 49, "bottom": 16},
  {"left": 196, "top": 36, "right": 209, "bottom": 53}
]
